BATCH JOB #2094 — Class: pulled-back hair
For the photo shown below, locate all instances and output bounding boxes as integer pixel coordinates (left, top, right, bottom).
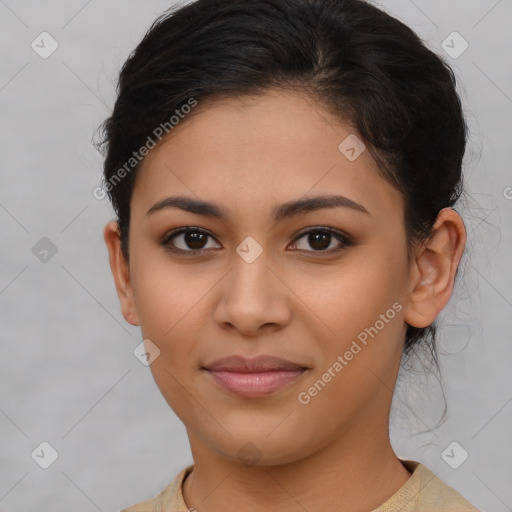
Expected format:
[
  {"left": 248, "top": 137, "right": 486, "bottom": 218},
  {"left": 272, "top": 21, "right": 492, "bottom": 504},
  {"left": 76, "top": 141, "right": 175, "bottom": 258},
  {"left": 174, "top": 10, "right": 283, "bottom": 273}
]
[{"left": 96, "top": 0, "right": 468, "bottom": 358}]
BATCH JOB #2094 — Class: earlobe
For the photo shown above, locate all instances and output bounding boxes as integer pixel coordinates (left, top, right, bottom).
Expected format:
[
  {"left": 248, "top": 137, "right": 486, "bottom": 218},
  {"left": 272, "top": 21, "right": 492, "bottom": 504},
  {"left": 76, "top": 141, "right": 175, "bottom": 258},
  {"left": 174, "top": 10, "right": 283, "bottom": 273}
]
[
  {"left": 404, "top": 208, "right": 466, "bottom": 329},
  {"left": 103, "top": 220, "right": 140, "bottom": 326}
]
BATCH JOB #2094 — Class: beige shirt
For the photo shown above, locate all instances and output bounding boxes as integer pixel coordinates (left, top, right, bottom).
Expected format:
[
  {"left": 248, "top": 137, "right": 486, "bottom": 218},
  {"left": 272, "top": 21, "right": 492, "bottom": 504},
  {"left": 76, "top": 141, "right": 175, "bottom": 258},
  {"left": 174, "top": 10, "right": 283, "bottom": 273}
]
[{"left": 121, "top": 459, "right": 480, "bottom": 512}]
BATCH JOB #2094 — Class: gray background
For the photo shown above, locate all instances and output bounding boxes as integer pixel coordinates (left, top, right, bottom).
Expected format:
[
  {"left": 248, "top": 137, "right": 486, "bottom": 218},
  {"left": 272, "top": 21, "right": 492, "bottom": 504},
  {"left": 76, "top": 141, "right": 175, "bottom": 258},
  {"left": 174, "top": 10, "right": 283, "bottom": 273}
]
[{"left": 0, "top": 0, "right": 511, "bottom": 511}]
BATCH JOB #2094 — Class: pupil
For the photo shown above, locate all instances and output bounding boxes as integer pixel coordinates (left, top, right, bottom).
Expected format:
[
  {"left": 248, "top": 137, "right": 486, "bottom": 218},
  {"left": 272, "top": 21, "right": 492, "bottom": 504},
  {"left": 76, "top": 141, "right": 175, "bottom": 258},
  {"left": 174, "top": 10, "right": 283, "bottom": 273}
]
[
  {"left": 309, "top": 231, "right": 330, "bottom": 250},
  {"left": 186, "top": 231, "right": 206, "bottom": 249}
]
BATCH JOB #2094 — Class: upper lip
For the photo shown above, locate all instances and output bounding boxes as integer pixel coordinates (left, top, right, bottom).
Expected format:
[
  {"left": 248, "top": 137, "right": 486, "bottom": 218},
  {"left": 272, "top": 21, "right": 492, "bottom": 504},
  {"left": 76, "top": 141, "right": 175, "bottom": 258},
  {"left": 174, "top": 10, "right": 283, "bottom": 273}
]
[{"left": 202, "top": 355, "right": 308, "bottom": 373}]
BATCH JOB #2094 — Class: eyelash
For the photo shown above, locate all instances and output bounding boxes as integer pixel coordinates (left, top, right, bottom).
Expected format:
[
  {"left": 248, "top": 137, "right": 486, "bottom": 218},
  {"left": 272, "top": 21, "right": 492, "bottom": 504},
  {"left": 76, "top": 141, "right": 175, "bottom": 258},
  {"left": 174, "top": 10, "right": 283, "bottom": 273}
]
[{"left": 160, "top": 226, "right": 355, "bottom": 256}]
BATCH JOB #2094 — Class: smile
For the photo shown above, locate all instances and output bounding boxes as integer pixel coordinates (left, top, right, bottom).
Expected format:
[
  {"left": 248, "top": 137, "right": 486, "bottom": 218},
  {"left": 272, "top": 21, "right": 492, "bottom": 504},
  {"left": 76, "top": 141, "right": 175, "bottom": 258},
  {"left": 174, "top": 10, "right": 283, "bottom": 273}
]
[{"left": 204, "top": 368, "right": 308, "bottom": 398}]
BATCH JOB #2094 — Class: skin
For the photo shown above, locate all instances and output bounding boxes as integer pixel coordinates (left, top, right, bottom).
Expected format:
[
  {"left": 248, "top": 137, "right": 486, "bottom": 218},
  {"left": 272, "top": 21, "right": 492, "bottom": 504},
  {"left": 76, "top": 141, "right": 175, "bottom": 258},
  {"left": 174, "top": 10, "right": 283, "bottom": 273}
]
[{"left": 104, "top": 89, "right": 466, "bottom": 512}]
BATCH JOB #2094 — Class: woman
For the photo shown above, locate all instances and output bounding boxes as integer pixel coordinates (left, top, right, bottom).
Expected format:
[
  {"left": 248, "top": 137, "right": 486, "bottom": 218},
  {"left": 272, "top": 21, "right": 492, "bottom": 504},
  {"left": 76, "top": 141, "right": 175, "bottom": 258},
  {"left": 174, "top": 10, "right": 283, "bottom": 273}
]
[{"left": 98, "top": 0, "right": 480, "bottom": 510}]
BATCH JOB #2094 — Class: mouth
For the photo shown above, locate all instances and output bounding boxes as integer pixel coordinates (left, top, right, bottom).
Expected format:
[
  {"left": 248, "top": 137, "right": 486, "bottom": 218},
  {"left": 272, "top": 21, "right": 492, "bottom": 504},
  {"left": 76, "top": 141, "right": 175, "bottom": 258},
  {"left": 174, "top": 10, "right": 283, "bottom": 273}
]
[{"left": 201, "top": 354, "right": 309, "bottom": 398}]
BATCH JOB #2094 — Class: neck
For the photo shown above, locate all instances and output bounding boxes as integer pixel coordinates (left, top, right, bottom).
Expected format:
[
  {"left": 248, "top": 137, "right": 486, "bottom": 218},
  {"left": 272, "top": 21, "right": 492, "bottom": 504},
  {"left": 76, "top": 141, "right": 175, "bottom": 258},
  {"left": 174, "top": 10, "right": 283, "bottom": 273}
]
[{"left": 182, "top": 418, "right": 411, "bottom": 512}]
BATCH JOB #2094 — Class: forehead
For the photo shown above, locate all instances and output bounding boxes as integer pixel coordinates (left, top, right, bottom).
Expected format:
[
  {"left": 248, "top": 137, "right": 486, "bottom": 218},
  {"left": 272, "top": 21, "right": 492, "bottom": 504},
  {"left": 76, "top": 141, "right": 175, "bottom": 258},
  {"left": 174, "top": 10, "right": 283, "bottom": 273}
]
[{"left": 132, "top": 89, "right": 404, "bottom": 224}]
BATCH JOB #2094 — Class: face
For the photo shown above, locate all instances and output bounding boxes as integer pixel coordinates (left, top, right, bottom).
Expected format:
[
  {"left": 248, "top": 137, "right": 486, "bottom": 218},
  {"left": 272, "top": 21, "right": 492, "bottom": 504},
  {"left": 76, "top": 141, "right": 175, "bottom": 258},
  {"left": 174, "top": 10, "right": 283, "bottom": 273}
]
[{"left": 110, "top": 89, "right": 418, "bottom": 465}]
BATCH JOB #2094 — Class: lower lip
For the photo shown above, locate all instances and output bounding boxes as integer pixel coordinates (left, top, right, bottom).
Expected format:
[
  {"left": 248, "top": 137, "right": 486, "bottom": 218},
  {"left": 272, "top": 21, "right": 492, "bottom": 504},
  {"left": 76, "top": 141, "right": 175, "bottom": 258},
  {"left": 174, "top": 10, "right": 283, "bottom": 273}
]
[{"left": 205, "top": 369, "right": 307, "bottom": 398}]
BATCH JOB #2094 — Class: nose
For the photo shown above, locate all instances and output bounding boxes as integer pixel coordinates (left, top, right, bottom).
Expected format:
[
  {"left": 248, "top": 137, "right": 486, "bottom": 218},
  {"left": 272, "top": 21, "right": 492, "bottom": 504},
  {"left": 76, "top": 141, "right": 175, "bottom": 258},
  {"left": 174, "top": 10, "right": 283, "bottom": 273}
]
[{"left": 211, "top": 250, "right": 292, "bottom": 337}]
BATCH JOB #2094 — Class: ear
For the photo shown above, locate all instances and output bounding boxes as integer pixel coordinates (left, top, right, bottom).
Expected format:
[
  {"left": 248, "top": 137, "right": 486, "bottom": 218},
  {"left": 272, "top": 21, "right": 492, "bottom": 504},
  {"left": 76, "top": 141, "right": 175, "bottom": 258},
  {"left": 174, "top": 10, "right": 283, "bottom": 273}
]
[
  {"left": 404, "top": 208, "right": 467, "bottom": 328},
  {"left": 103, "top": 220, "right": 140, "bottom": 326}
]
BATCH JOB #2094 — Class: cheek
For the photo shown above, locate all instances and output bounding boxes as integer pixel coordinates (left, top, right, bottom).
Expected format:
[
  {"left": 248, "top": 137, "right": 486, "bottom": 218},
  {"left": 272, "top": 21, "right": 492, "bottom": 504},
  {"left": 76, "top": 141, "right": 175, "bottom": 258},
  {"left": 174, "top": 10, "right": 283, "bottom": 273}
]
[
  {"left": 135, "top": 279, "right": 209, "bottom": 416},
  {"left": 290, "top": 269, "right": 406, "bottom": 431},
  {"left": 292, "top": 248, "right": 409, "bottom": 403},
  {"left": 296, "top": 250, "right": 407, "bottom": 341},
  {"left": 130, "top": 249, "right": 211, "bottom": 337}
]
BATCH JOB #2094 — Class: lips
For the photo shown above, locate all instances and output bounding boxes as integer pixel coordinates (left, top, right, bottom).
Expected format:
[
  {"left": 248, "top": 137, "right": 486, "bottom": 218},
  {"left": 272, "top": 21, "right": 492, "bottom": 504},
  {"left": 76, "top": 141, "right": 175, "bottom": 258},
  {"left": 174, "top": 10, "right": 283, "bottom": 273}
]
[
  {"left": 202, "top": 355, "right": 309, "bottom": 398},
  {"left": 203, "top": 354, "right": 307, "bottom": 372}
]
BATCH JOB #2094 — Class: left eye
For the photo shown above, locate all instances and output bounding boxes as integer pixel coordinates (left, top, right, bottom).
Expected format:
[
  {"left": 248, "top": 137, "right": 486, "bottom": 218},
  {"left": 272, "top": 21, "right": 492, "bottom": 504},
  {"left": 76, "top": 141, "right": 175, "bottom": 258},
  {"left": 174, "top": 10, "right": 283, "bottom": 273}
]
[{"left": 289, "top": 228, "right": 352, "bottom": 252}]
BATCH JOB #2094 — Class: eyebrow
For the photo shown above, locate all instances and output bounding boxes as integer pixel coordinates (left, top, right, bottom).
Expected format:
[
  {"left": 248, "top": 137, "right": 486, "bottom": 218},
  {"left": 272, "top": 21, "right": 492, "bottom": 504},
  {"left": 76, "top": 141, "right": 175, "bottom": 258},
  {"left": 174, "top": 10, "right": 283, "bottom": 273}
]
[{"left": 146, "top": 194, "right": 370, "bottom": 222}]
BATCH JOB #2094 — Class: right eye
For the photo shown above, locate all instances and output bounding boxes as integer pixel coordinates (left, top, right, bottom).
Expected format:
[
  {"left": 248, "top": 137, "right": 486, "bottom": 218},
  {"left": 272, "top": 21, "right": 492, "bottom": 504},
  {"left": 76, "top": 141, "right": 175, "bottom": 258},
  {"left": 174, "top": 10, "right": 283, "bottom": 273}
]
[{"left": 160, "top": 227, "right": 222, "bottom": 254}]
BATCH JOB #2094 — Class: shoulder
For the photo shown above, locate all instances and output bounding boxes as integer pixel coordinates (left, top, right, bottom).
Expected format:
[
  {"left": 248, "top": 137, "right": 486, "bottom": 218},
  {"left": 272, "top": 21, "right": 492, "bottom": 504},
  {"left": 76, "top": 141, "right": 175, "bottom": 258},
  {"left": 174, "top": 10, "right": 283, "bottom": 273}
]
[
  {"left": 413, "top": 461, "right": 480, "bottom": 511},
  {"left": 120, "top": 464, "right": 194, "bottom": 512},
  {"left": 376, "top": 459, "right": 480, "bottom": 512}
]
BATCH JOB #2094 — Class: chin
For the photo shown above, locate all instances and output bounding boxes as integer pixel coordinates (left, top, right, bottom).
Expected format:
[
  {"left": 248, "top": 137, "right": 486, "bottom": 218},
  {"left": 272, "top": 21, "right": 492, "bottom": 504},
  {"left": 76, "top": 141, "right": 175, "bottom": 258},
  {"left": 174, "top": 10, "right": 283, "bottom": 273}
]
[{"left": 206, "top": 426, "right": 315, "bottom": 468}]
